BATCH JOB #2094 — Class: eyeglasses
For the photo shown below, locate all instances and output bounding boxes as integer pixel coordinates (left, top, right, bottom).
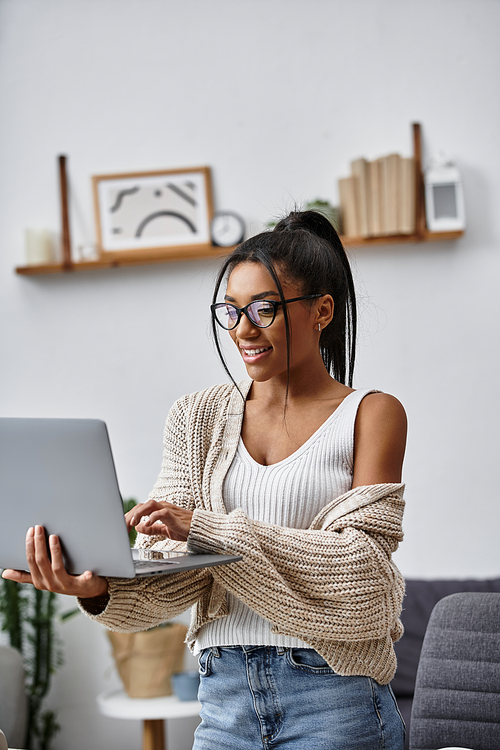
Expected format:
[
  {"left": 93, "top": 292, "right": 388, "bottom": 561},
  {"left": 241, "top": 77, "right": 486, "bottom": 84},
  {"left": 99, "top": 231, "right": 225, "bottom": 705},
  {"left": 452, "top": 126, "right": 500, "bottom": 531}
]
[{"left": 211, "top": 294, "right": 323, "bottom": 330}]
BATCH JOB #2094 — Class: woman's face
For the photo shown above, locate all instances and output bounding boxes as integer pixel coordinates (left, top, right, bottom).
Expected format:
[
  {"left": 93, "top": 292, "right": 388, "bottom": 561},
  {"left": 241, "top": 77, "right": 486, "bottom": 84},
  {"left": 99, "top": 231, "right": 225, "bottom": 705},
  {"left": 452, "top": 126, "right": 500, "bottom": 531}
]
[{"left": 224, "top": 261, "right": 320, "bottom": 383}]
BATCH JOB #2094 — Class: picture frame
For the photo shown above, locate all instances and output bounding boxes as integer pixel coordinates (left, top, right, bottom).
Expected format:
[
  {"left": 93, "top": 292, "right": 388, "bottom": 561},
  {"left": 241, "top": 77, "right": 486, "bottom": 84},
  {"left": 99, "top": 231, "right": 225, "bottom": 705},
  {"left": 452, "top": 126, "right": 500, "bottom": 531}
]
[
  {"left": 424, "top": 164, "right": 466, "bottom": 232},
  {"left": 92, "top": 166, "right": 214, "bottom": 261}
]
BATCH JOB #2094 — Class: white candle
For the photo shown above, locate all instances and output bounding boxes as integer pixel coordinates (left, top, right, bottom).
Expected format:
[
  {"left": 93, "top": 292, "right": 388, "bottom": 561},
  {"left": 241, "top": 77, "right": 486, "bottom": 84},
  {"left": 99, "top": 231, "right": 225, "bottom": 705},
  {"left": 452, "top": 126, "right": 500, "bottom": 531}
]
[{"left": 25, "top": 229, "right": 55, "bottom": 265}]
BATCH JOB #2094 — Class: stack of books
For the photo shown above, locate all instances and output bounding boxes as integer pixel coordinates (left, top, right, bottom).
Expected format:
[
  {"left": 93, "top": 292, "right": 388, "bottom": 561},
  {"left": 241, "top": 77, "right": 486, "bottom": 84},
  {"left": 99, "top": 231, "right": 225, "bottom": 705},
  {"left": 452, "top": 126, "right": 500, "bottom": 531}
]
[{"left": 338, "top": 154, "right": 416, "bottom": 238}]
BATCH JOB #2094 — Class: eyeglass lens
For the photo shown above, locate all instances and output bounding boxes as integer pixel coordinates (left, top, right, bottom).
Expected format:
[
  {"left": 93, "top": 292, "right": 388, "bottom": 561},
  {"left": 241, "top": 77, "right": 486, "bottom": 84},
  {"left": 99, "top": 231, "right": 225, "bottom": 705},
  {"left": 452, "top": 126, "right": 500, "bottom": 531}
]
[{"left": 214, "top": 300, "right": 277, "bottom": 329}]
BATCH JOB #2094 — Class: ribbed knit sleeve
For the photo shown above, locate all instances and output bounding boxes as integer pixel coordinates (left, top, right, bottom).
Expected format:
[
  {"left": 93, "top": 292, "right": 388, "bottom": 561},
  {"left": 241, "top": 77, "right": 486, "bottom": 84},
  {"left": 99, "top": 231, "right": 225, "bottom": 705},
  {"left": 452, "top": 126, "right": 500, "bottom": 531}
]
[
  {"left": 187, "top": 484, "right": 405, "bottom": 644},
  {"left": 78, "top": 567, "right": 213, "bottom": 631}
]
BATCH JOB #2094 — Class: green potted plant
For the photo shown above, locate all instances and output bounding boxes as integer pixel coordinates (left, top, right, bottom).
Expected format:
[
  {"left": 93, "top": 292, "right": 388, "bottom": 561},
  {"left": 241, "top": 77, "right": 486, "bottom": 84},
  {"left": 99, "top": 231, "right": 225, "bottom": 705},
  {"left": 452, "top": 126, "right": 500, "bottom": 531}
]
[{"left": 266, "top": 198, "right": 342, "bottom": 232}]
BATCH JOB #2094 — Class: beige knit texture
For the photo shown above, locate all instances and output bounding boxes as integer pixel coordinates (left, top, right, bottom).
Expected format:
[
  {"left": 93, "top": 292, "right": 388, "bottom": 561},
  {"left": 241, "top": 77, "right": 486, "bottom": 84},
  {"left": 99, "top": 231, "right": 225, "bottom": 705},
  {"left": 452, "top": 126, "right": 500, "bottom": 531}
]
[{"left": 80, "top": 381, "right": 405, "bottom": 685}]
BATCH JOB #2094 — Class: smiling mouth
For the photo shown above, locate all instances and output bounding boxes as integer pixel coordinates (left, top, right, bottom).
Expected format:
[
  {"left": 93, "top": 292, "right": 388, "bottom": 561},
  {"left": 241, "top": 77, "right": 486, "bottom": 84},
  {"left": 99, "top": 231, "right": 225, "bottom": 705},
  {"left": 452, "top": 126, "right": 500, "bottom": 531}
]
[{"left": 241, "top": 346, "right": 272, "bottom": 357}]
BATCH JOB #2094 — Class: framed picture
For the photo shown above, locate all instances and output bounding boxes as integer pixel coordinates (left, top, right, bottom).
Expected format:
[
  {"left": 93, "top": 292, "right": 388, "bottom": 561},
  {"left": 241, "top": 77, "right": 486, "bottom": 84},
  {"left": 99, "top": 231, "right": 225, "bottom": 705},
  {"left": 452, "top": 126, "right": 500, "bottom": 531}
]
[
  {"left": 424, "top": 164, "right": 466, "bottom": 232},
  {"left": 92, "top": 166, "right": 214, "bottom": 260}
]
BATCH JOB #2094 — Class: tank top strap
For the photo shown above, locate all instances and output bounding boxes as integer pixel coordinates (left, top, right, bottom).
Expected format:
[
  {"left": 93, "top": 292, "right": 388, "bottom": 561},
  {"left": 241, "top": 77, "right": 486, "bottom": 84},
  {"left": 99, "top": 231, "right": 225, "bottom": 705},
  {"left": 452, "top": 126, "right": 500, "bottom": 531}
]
[{"left": 342, "top": 387, "right": 380, "bottom": 414}]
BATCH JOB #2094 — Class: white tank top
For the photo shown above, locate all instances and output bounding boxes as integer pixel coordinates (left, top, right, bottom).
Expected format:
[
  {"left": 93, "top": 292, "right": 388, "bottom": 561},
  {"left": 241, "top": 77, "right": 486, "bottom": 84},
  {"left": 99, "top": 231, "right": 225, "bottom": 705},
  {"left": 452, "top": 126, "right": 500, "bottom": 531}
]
[{"left": 194, "top": 388, "right": 376, "bottom": 652}]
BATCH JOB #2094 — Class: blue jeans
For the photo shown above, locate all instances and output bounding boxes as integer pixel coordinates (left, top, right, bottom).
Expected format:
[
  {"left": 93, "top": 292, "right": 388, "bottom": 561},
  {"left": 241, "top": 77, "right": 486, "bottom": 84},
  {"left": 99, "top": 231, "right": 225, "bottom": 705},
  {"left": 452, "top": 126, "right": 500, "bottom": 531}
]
[{"left": 193, "top": 646, "right": 405, "bottom": 750}]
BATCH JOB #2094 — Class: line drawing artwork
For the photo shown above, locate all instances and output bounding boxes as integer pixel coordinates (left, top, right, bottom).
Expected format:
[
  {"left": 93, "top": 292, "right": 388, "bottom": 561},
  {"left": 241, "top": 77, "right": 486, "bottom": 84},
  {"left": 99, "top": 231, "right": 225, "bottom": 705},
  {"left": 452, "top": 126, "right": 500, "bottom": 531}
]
[{"left": 105, "top": 179, "right": 199, "bottom": 241}]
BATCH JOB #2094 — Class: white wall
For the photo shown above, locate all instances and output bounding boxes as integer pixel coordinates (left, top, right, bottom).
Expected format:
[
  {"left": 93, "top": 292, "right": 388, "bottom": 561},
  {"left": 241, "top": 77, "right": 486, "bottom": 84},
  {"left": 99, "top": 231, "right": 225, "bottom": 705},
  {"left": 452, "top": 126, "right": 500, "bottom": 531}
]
[{"left": 1, "top": 0, "right": 499, "bottom": 748}]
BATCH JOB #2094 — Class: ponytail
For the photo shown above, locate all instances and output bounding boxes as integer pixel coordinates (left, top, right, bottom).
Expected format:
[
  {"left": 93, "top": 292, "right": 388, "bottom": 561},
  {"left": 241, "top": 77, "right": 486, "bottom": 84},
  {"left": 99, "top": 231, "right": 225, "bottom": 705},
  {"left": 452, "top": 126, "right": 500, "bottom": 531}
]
[{"left": 272, "top": 210, "right": 357, "bottom": 386}]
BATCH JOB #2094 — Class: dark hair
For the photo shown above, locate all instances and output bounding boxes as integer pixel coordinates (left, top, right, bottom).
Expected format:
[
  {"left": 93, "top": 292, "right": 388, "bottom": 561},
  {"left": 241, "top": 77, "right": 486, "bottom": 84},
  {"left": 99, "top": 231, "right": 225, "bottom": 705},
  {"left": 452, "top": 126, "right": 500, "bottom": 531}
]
[{"left": 211, "top": 210, "right": 357, "bottom": 388}]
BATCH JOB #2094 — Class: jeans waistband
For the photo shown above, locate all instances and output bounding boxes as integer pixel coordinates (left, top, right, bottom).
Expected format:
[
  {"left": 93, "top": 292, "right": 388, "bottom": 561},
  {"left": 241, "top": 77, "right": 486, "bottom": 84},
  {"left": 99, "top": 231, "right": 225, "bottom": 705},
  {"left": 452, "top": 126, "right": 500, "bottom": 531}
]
[{"left": 208, "top": 645, "right": 294, "bottom": 656}]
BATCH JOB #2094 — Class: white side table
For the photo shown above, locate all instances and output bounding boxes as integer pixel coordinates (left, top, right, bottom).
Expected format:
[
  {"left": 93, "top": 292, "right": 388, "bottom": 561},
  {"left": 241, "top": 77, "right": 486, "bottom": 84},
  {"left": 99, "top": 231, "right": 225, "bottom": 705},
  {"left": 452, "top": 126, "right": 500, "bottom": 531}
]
[{"left": 97, "top": 689, "right": 201, "bottom": 750}]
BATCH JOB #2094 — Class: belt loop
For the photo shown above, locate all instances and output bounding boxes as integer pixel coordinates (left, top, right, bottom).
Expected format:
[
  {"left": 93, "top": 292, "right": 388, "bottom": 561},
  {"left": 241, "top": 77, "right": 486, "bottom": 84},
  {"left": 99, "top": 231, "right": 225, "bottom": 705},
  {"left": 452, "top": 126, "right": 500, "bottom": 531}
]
[{"left": 211, "top": 646, "right": 221, "bottom": 657}]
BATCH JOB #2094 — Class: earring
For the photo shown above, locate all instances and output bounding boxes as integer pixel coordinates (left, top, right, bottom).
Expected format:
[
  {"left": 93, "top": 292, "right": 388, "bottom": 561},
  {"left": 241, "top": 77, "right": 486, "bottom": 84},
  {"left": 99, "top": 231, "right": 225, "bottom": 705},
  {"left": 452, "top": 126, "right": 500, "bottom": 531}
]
[{"left": 317, "top": 323, "right": 321, "bottom": 332}]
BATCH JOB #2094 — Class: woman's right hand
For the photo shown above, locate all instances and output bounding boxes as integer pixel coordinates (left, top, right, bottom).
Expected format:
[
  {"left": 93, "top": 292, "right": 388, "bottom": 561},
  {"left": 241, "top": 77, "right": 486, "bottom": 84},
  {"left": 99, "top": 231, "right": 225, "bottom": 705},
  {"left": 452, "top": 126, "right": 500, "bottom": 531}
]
[
  {"left": 1, "top": 525, "right": 108, "bottom": 600},
  {"left": 124, "top": 498, "right": 192, "bottom": 541}
]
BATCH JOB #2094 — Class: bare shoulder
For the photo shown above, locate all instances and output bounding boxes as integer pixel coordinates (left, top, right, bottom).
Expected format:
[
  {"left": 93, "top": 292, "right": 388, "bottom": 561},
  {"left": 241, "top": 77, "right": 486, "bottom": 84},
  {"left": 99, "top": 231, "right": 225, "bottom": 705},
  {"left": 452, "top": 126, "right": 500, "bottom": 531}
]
[
  {"left": 356, "top": 392, "right": 407, "bottom": 430},
  {"left": 352, "top": 392, "right": 407, "bottom": 487}
]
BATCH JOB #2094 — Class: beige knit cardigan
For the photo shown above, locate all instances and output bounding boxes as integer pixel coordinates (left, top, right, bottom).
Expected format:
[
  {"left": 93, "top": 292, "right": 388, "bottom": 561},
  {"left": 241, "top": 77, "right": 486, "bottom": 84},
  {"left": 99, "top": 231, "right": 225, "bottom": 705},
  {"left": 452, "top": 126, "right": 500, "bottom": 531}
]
[{"left": 80, "top": 380, "right": 406, "bottom": 685}]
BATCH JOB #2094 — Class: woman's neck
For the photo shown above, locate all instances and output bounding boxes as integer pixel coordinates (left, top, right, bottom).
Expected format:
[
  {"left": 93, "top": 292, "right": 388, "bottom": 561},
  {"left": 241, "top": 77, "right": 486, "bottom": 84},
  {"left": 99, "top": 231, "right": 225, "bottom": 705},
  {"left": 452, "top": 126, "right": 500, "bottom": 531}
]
[{"left": 248, "top": 364, "right": 351, "bottom": 407}]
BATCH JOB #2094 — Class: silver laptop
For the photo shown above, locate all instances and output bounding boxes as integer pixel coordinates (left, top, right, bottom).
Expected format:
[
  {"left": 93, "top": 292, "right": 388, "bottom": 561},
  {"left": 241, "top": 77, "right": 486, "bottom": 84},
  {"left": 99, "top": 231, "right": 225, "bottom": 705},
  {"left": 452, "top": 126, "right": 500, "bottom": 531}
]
[{"left": 0, "top": 418, "right": 241, "bottom": 577}]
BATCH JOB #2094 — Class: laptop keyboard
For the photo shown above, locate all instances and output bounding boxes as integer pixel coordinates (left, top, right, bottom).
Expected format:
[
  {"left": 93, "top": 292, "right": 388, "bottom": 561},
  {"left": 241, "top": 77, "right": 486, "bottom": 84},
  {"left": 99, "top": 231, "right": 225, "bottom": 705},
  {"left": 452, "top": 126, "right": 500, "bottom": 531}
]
[{"left": 134, "top": 559, "right": 181, "bottom": 570}]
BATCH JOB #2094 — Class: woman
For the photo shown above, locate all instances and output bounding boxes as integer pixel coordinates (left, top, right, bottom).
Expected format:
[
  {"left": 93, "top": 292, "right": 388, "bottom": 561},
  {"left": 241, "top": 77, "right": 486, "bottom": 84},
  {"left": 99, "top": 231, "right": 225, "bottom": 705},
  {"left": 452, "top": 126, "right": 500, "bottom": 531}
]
[{"left": 3, "top": 211, "right": 407, "bottom": 749}]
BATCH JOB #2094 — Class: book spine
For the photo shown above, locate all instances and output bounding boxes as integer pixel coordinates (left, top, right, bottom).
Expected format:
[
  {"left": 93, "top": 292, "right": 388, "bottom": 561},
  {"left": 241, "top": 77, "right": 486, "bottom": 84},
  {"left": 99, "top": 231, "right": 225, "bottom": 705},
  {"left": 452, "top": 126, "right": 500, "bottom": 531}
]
[
  {"left": 338, "top": 176, "right": 360, "bottom": 237},
  {"left": 368, "top": 158, "right": 383, "bottom": 236},
  {"left": 351, "top": 158, "right": 371, "bottom": 237},
  {"left": 398, "top": 157, "right": 416, "bottom": 234},
  {"left": 381, "top": 153, "right": 401, "bottom": 235}
]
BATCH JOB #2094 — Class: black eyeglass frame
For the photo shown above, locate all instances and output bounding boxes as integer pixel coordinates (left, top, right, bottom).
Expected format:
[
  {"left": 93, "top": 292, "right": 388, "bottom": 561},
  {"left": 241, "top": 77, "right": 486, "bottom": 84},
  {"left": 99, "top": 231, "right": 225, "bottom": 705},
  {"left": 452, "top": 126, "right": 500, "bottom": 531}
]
[{"left": 211, "top": 293, "right": 323, "bottom": 330}]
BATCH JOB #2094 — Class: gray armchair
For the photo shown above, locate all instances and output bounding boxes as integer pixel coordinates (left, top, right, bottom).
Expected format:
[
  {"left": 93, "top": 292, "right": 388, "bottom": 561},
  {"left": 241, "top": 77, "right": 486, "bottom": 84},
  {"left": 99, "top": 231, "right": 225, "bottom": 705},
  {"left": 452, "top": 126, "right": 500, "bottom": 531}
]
[
  {"left": 409, "top": 592, "right": 500, "bottom": 750},
  {"left": 392, "top": 577, "right": 500, "bottom": 747}
]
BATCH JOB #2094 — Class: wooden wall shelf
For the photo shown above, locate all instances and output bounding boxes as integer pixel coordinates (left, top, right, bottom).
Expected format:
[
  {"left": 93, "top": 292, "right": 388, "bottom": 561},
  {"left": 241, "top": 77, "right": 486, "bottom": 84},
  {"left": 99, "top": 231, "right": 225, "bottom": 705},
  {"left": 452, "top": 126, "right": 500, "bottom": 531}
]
[
  {"left": 15, "top": 229, "right": 464, "bottom": 276},
  {"left": 14, "top": 124, "right": 464, "bottom": 277}
]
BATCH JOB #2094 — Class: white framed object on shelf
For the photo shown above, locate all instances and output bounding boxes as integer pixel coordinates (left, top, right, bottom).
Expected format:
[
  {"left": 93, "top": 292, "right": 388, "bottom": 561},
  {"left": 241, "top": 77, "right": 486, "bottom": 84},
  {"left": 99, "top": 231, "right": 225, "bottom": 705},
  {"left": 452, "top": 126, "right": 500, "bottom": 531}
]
[
  {"left": 92, "top": 166, "right": 213, "bottom": 261},
  {"left": 424, "top": 163, "right": 466, "bottom": 232}
]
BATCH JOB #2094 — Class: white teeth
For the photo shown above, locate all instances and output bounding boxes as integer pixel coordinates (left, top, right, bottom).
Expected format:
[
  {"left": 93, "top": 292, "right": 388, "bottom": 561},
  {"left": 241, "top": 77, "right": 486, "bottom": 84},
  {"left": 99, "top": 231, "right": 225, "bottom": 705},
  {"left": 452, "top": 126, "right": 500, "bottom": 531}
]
[{"left": 243, "top": 347, "right": 269, "bottom": 356}]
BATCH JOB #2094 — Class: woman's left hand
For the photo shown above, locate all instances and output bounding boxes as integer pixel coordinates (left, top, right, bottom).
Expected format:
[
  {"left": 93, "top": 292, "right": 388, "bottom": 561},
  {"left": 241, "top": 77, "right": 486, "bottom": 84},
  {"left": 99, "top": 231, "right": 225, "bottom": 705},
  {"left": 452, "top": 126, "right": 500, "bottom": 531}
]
[
  {"left": 126, "top": 499, "right": 193, "bottom": 541},
  {"left": 2, "top": 526, "right": 109, "bottom": 599}
]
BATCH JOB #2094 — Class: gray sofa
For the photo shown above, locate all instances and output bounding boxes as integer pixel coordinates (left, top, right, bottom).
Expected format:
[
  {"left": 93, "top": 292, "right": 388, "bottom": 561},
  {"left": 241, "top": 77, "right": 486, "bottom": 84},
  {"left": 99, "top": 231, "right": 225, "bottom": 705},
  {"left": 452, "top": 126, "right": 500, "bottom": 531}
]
[{"left": 391, "top": 577, "right": 500, "bottom": 748}]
